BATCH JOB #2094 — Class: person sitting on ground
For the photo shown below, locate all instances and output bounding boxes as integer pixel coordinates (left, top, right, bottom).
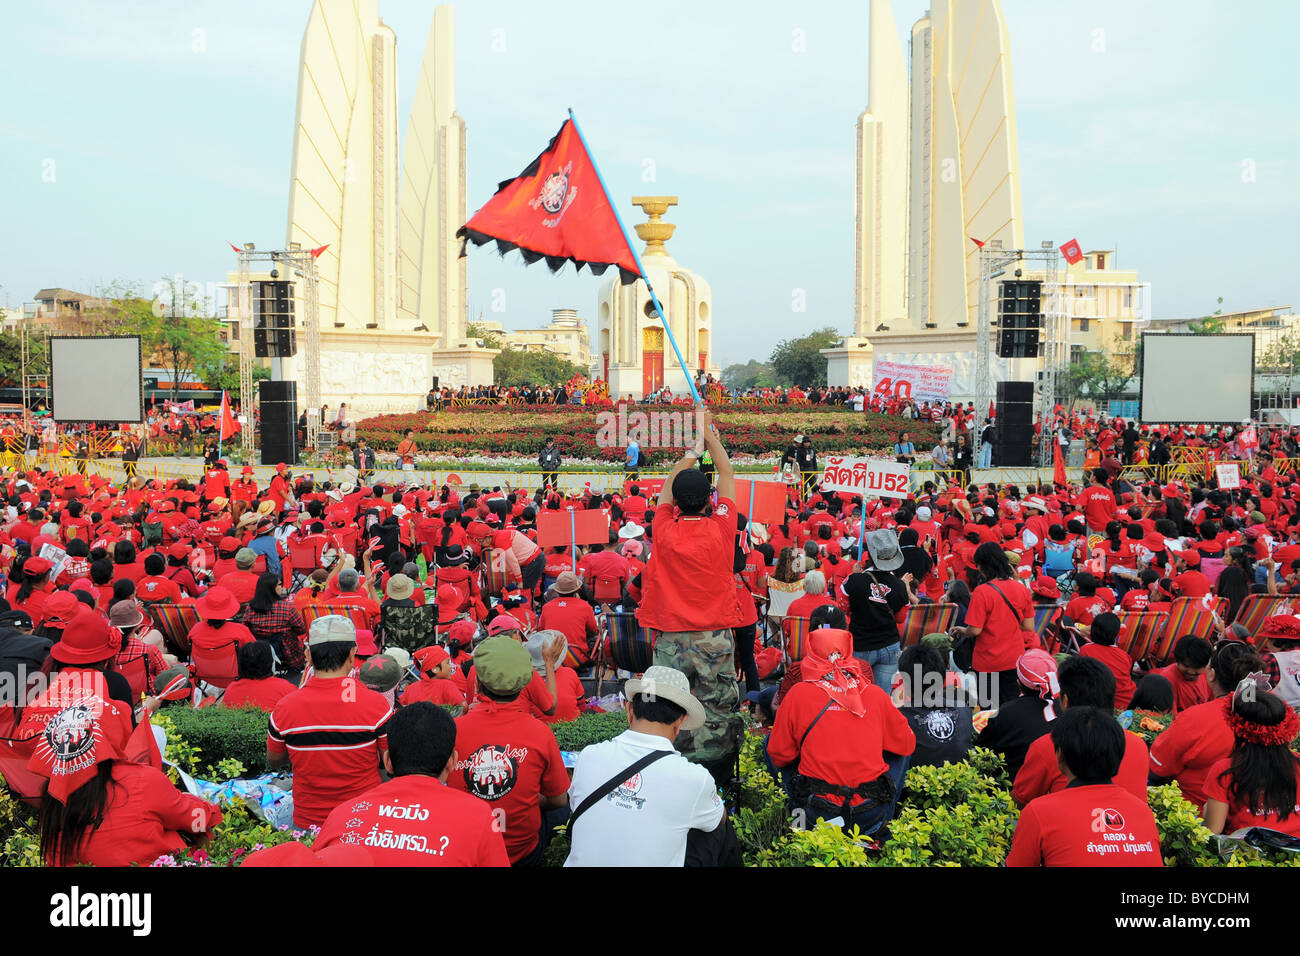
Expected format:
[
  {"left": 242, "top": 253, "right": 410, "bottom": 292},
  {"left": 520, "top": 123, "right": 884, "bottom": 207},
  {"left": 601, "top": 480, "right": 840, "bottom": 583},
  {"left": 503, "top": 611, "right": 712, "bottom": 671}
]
[
  {"left": 1152, "top": 635, "right": 1212, "bottom": 713},
  {"left": 1129, "top": 673, "right": 1175, "bottom": 714},
  {"left": 565, "top": 665, "right": 728, "bottom": 867},
  {"left": 447, "top": 636, "right": 570, "bottom": 866},
  {"left": 1079, "top": 612, "right": 1136, "bottom": 710},
  {"left": 268, "top": 614, "right": 394, "bottom": 829},
  {"left": 1005, "top": 706, "right": 1163, "bottom": 867},
  {"left": 399, "top": 645, "right": 466, "bottom": 709},
  {"left": 1013, "top": 656, "right": 1150, "bottom": 807},
  {"left": 538, "top": 571, "right": 598, "bottom": 666},
  {"left": 895, "top": 643, "right": 975, "bottom": 769},
  {"left": 526, "top": 629, "right": 583, "bottom": 723},
  {"left": 1149, "top": 641, "right": 1264, "bottom": 810},
  {"left": 1253, "top": 614, "right": 1300, "bottom": 713},
  {"left": 977, "top": 648, "right": 1059, "bottom": 781},
  {"left": 766, "top": 625, "right": 916, "bottom": 835},
  {"left": 313, "top": 702, "right": 508, "bottom": 866},
  {"left": 221, "top": 641, "right": 298, "bottom": 711},
  {"left": 1202, "top": 679, "right": 1300, "bottom": 836}
]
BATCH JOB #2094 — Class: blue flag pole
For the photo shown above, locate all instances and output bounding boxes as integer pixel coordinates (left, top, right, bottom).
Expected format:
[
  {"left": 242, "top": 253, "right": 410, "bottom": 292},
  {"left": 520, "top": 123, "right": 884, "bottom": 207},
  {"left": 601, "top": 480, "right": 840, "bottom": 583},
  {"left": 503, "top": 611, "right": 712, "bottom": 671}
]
[
  {"left": 570, "top": 509, "right": 577, "bottom": 573},
  {"left": 567, "top": 109, "right": 703, "bottom": 405},
  {"left": 217, "top": 391, "right": 225, "bottom": 460}
]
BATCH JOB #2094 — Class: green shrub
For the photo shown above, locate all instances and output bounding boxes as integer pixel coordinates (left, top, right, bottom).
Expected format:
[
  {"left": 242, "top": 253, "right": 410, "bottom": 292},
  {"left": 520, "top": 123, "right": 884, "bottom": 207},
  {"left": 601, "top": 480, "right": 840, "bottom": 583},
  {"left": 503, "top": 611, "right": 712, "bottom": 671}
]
[
  {"left": 550, "top": 710, "right": 628, "bottom": 752},
  {"left": 0, "top": 776, "right": 41, "bottom": 867},
  {"left": 753, "top": 820, "right": 872, "bottom": 867},
  {"left": 733, "top": 732, "right": 796, "bottom": 864},
  {"left": 161, "top": 706, "right": 271, "bottom": 778}
]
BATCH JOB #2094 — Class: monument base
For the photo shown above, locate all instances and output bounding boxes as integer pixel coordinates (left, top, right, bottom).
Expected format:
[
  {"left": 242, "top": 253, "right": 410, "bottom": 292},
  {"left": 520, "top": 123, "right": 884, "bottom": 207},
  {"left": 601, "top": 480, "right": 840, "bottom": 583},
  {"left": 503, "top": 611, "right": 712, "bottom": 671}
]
[
  {"left": 840, "top": 328, "right": 1035, "bottom": 403},
  {"left": 430, "top": 345, "right": 500, "bottom": 393},
  {"left": 821, "top": 337, "right": 875, "bottom": 388}
]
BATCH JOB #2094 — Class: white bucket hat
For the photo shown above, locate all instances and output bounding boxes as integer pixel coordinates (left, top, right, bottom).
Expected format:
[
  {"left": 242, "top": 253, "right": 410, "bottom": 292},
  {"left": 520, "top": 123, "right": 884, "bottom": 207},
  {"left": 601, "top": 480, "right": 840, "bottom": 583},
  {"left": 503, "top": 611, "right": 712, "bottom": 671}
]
[{"left": 624, "top": 666, "right": 706, "bottom": 730}]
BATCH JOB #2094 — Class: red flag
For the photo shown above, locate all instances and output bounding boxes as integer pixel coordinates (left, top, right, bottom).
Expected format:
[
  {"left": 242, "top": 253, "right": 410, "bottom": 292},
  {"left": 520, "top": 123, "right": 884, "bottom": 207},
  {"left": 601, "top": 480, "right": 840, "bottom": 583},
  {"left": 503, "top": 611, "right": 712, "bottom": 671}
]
[
  {"left": 988, "top": 400, "right": 996, "bottom": 419},
  {"left": 219, "top": 391, "right": 238, "bottom": 440},
  {"left": 228, "top": 241, "right": 242, "bottom": 254},
  {"left": 537, "top": 509, "right": 610, "bottom": 548},
  {"left": 970, "top": 237, "right": 986, "bottom": 249},
  {"left": 733, "top": 479, "right": 787, "bottom": 524},
  {"left": 458, "top": 118, "right": 641, "bottom": 283},
  {"left": 1054, "top": 436, "right": 1068, "bottom": 486},
  {"left": 1060, "top": 238, "right": 1083, "bottom": 265},
  {"left": 309, "top": 244, "right": 330, "bottom": 259},
  {"left": 122, "top": 715, "right": 163, "bottom": 771}
]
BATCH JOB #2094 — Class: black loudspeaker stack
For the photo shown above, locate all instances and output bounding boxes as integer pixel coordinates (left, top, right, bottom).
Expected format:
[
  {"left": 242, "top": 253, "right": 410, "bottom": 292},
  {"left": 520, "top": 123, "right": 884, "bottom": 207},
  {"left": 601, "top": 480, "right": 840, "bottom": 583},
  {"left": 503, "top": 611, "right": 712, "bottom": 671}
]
[
  {"left": 995, "top": 380, "right": 1035, "bottom": 467},
  {"left": 997, "top": 280, "right": 1042, "bottom": 358},
  {"left": 253, "top": 280, "right": 297, "bottom": 358},
  {"left": 259, "top": 380, "right": 298, "bottom": 466}
]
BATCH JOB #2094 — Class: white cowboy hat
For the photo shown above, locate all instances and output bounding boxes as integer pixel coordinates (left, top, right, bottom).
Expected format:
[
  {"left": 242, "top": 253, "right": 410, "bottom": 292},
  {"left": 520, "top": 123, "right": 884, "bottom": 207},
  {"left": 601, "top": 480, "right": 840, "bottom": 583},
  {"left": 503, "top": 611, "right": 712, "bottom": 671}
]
[
  {"left": 617, "top": 522, "right": 645, "bottom": 540},
  {"left": 624, "top": 666, "right": 706, "bottom": 731}
]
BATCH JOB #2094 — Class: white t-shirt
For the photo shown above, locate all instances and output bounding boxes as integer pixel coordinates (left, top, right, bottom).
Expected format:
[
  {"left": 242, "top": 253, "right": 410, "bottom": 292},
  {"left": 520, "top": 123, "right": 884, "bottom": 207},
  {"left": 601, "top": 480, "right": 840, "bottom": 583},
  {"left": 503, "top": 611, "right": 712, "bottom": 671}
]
[{"left": 564, "top": 728, "right": 724, "bottom": 867}]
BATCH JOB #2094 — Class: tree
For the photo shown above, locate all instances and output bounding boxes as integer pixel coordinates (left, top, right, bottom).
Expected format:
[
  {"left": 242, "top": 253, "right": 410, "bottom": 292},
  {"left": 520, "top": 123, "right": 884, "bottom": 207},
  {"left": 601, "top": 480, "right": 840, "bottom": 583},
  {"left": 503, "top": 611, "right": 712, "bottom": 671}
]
[
  {"left": 111, "top": 277, "right": 229, "bottom": 401},
  {"left": 768, "top": 327, "right": 840, "bottom": 387},
  {"left": 1066, "top": 350, "right": 1135, "bottom": 406},
  {"left": 1187, "top": 296, "right": 1226, "bottom": 335},
  {"left": 466, "top": 322, "right": 586, "bottom": 387},
  {"left": 721, "top": 359, "right": 778, "bottom": 390}
]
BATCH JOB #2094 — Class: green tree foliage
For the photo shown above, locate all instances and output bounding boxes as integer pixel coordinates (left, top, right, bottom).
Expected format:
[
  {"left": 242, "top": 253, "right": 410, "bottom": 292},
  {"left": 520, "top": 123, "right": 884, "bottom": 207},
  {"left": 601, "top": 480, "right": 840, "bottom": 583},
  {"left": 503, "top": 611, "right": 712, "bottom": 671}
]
[
  {"left": 721, "top": 359, "right": 778, "bottom": 390},
  {"left": 1187, "top": 296, "right": 1226, "bottom": 334},
  {"left": 1066, "top": 349, "right": 1135, "bottom": 405},
  {"left": 768, "top": 327, "right": 840, "bottom": 387}
]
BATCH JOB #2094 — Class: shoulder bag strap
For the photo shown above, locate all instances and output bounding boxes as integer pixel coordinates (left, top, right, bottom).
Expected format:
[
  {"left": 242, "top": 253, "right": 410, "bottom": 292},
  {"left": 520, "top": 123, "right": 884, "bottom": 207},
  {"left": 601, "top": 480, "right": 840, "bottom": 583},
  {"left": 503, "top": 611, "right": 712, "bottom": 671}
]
[
  {"left": 986, "top": 581, "right": 1023, "bottom": 619},
  {"left": 569, "top": 750, "right": 672, "bottom": 830}
]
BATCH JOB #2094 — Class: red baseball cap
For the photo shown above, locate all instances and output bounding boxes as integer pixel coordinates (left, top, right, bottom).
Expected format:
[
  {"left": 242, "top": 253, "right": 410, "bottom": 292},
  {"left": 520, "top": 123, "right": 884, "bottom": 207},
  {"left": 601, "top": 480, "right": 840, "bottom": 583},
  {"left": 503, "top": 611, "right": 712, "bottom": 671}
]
[
  {"left": 1173, "top": 549, "right": 1202, "bottom": 567},
  {"left": 414, "top": 645, "right": 450, "bottom": 672}
]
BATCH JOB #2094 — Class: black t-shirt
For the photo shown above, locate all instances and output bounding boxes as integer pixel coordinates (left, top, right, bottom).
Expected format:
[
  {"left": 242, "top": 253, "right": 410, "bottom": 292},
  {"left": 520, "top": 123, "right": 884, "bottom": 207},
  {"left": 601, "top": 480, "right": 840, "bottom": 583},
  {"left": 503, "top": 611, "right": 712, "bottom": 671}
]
[
  {"left": 899, "top": 544, "right": 933, "bottom": 582},
  {"left": 841, "top": 569, "right": 908, "bottom": 651},
  {"left": 975, "top": 692, "right": 1052, "bottom": 780},
  {"left": 901, "top": 705, "right": 975, "bottom": 768}
]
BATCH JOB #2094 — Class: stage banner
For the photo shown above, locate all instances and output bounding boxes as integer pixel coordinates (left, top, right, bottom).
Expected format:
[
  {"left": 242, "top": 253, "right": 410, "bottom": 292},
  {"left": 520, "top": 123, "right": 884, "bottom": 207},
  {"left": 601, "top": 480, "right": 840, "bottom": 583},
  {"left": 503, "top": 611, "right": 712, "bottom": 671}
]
[
  {"left": 871, "top": 360, "right": 954, "bottom": 403},
  {"left": 820, "top": 456, "right": 911, "bottom": 499}
]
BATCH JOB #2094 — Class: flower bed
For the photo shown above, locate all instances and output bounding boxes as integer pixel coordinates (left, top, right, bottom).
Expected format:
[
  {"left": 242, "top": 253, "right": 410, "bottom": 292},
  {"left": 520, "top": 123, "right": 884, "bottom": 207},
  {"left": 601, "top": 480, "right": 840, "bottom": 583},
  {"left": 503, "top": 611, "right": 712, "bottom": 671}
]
[{"left": 355, "top": 406, "right": 942, "bottom": 462}]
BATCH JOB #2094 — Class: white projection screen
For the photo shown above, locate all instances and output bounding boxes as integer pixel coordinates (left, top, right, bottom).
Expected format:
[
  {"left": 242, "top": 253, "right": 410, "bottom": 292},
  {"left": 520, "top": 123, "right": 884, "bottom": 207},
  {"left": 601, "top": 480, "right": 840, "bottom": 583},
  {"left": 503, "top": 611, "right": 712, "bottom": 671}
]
[
  {"left": 50, "top": 335, "right": 144, "bottom": 424},
  {"left": 1140, "top": 333, "right": 1254, "bottom": 424}
]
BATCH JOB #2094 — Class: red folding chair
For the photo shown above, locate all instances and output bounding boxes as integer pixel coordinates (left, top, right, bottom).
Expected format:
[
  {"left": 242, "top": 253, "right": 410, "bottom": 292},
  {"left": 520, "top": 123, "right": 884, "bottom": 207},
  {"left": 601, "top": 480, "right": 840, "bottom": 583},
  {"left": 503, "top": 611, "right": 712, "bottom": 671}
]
[
  {"left": 899, "top": 603, "right": 958, "bottom": 648},
  {"left": 1116, "top": 611, "right": 1168, "bottom": 663},
  {"left": 1232, "top": 594, "right": 1294, "bottom": 637},
  {"left": 191, "top": 640, "right": 240, "bottom": 689},
  {"left": 1151, "top": 597, "right": 1227, "bottom": 665}
]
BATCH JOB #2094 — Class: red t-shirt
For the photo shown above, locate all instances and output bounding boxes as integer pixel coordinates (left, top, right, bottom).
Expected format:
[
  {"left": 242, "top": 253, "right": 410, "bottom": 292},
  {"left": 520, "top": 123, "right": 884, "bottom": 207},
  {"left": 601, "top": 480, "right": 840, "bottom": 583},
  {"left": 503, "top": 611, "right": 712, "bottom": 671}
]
[
  {"left": 138, "top": 574, "right": 184, "bottom": 604},
  {"left": 539, "top": 666, "right": 584, "bottom": 724},
  {"left": 1082, "top": 487, "right": 1118, "bottom": 531},
  {"left": 1064, "top": 592, "right": 1115, "bottom": 626},
  {"left": 187, "top": 620, "right": 256, "bottom": 651},
  {"left": 966, "top": 580, "right": 1036, "bottom": 672},
  {"left": 1081, "top": 643, "right": 1136, "bottom": 710},
  {"left": 1153, "top": 663, "right": 1210, "bottom": 713},
  {"left": 1006, "top": 782, "right": 1162, "bottom": 867},
  {"left": 639, "top": 497, "right": 739, "bottom": 632},
  {"left": 1202, "top": 758, "right": 1300, "bottom": 836},
  {"left": 222, "top": 676, "right": 298, "bottom": 711},
  {"left": 314, "top": 774, "right": 509, "bottom": 866},
  {"left": 449, "top": 699, "right": 570, "bottom": 863},
  {"left": 48, "top": 763, "right": 221, "bottom": 867},
  {"left": 1120, "top": 589, "right": 1149, "bottom": 612},
  {"left": 767, "top": 680, "right": 916, "bottom": 805},
  {"left": 268, "top": 675, "right": 393, "bottom": 827},
  {"left": 538, "top": 597, "right": 598, "bottom": 660},
  {"left": 1013, "top": 729, "right": 1149, "bottom": 806},
  {"left": 399, "top": 678, "right": 466, "bottom": 708},
  {"left": 1148, "top": 697, "right": 1234, "bottom": 810}
]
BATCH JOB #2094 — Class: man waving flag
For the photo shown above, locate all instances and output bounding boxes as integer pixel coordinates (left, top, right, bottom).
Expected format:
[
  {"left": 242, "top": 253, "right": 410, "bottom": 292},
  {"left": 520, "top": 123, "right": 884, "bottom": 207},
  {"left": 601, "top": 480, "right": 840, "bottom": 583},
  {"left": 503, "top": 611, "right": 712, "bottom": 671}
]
[{"left": 458, "top": 111, "right": 700, "bottom": 403}]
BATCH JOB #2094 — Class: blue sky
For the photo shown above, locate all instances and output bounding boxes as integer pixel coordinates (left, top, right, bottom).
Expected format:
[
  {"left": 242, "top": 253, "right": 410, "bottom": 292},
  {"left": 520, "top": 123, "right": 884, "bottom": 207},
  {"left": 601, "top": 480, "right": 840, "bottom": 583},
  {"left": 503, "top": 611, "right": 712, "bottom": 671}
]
[{"left": 1, "top": 0, "right": 1295, "bottom": 368}]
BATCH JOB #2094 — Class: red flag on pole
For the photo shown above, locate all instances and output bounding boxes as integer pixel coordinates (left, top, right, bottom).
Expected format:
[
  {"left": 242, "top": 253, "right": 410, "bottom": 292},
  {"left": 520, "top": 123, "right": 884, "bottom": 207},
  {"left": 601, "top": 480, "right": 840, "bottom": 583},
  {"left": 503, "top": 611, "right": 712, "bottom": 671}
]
[
  {"left": 970, "top": 237, "right": 986, "bottom": 249},
  {"left": 228, "top": 241, "right": 242, "bottom": 254},
  {"left": 457, "top": 119, "right": 641, "bottom": 283},
  {"left": 1060, "top": 238, "right": 1084, "bottom": 265},
  {"left": 309, "top": 244, "right": 330, "bottom": 259},
  {"left": 1054, "top": 435, "right": 1068, "bottom": 486},
  {"left": 219, "top": 391, "right": 238, "bottom": 440},
  {"left": 988, "top": 400, "right": 996, "bottom": 419}
]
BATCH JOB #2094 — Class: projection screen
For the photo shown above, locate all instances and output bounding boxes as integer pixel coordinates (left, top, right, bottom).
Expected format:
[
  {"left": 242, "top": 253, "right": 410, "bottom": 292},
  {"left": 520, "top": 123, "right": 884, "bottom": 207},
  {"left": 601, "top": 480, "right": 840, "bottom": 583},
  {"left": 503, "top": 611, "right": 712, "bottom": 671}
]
[
  {"left": 1140, "top": 332, "right": 1254, "bottom": 424},
  {"left": 50, "top": 335, "right": 144, "bottom": 424}
]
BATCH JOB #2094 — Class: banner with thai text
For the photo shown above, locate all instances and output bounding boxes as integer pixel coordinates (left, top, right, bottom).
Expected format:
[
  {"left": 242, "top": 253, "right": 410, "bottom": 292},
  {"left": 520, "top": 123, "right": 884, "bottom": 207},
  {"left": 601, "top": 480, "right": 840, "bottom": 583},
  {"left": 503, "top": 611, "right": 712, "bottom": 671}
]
[
  {"left": 871, "top": 360, "right": 954, "bottom": 403},
  {"left": 819, "top": 456, "right": 911, "bottom": 499}
]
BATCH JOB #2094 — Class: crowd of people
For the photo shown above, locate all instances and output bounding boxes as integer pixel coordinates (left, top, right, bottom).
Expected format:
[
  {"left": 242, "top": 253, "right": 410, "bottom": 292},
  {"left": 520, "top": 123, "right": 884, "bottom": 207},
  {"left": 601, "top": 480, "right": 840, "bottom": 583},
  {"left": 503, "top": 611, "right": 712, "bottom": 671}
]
[{"left": 1, "top": 398, "right": 1299, "bottom": 869}]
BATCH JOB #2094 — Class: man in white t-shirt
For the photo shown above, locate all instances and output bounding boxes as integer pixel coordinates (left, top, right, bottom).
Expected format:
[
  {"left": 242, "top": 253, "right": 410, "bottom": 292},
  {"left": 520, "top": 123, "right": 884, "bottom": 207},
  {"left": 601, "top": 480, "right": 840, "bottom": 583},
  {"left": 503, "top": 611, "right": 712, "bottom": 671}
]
[{"left": 564, "top": 666, "right": 725, "bottom": 867}]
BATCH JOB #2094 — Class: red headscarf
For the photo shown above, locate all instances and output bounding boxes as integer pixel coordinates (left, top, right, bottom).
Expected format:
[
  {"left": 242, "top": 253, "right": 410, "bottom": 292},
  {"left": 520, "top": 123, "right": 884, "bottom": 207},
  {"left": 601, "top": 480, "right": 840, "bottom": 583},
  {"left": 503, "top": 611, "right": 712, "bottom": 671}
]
[
  {"left": 17, "top": 670, "right": 132, "bottom": 803},
  {"left": 800, "top": 628, "right": 870, "bottom": 717}
]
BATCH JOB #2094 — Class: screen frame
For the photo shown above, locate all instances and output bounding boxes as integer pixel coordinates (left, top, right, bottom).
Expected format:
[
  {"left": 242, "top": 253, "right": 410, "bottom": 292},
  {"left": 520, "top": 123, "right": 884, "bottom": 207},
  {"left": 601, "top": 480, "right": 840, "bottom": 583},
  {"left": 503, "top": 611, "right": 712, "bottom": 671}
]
[
  {"left": 49, "top": 334, "right": 145, "bottom": 424},
  {"left": 1139, "top": 331, "right": 1255, "bottom": 425}
]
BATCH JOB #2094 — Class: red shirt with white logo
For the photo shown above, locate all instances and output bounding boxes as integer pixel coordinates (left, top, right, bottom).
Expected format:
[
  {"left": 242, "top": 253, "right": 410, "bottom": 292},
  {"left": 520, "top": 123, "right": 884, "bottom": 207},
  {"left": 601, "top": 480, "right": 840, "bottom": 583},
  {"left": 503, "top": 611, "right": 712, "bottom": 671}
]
[
  {"left": 1006, "top": 782, "right": 1162, "bottom": 867},
  {"left": 268, "top": 675, "right": 393, "bottom": 827},
  {"left": 315, "top": 774, "right": 509, "bottom": 866},
  {"left": 1013, "top": 729, "right": 1149, "bottom": 807},
  {"left": 449, "top": 699, "right": 570, "bottom": 863}
]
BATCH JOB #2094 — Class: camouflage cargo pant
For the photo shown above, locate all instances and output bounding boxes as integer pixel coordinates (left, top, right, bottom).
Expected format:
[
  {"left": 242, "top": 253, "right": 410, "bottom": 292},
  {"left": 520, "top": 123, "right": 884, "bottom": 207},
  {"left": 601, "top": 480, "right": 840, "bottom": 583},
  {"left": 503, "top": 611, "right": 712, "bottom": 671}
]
[{"left": 653, "top": 629, "right": 742, "bottom": 765}]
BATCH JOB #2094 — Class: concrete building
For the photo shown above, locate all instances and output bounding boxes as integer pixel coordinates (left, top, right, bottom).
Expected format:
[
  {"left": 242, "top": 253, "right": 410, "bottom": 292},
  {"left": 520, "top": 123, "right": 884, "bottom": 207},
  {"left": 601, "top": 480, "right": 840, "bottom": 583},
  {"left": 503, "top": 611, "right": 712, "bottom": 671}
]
[
  {"left": 594, "top": 197, "right": 720, "bottom": 398},
  {"left": 281, "top": 2, "right": 494, "bottom": 420},
  {"left": 477, "top": 309, "right": 592, "bottom": 369},
  {"left": 824, "top": 0, "right": 1027, "bottom": 395},
  {"left": 1024, "top": 250, "right": 1151, "bottom": 362}
]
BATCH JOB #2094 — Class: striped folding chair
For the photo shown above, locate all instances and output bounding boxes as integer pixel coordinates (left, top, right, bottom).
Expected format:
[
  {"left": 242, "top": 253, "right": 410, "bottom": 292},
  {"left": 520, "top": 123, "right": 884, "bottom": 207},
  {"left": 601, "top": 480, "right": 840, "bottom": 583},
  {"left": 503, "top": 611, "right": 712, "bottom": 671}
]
[
  {"left": 899, "top": 603, "right": 958, "bottom": 648},
  {"left": 301, "top": 603, "right": 372, "bottom": 636},
  {"left": 597, "top": 611, "right": 655, "bottom": 695},
  {"left": 1033, "top": 604, "right": 1063, "bottom": 652},
  {"left": 781, "top": 616, "right": 811, "bottom": 664},
  {"left": 145, "top": 603, "right": 201, "bottom": 658},
  {"left": 1116, "top": 611, "right": 1168, "bottom": 663},
  {"left": 481, "top": 553, "right": 509, "bottom": 602},
  {"left": 1149, "top": 597, "right": 1228, "bottom": 665},
  {"left": 1232, "top": 594, "right": 1295, "bottom": 638}
]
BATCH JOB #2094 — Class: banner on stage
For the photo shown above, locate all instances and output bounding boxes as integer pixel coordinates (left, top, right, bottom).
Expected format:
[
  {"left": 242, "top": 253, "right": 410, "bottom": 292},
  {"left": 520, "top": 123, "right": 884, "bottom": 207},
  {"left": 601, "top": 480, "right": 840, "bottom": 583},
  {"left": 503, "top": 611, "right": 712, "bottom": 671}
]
[
  {"left": 871, "top": 360, "right": 953, "bottom": 403},
  {"left": 1215, "top": 462, "right": 1241, "bottom": 490},
  {"left": 820, "top": 456, "right": 911, "bottom": 499}
]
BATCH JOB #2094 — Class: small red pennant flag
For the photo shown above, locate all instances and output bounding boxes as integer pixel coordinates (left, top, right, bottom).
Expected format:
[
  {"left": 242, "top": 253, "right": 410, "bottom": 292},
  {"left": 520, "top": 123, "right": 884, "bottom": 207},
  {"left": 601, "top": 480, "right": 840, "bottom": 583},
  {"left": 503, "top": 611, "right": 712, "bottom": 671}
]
[
  {"left": 970, "top": 237, "right": 986, "bottom": 249},
  {"left": 988, "top": 401, "right": 996, "bottom": 419},
  {"left": 228, "top": 242, "right": 242, "bottom": 254},
  {"left": 309, "top": 244, "right": 330, "bottom": 259}
]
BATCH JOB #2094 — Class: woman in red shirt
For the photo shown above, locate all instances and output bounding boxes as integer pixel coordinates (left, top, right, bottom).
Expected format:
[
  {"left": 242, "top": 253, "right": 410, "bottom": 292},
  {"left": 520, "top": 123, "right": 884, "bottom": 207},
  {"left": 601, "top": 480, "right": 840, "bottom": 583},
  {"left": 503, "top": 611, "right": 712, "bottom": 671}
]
[
  {"left": 7, "top": 555, "right": 55, "bottom": 624},
  {"left": 1202, "top": 684, "right": 1300, "bottom": 836},
  {"left": 952, "top": 543, "right": 1036, "bottom": 709},
  {"left": 221, "top": 641, "right": 298, "bottom": 711}
]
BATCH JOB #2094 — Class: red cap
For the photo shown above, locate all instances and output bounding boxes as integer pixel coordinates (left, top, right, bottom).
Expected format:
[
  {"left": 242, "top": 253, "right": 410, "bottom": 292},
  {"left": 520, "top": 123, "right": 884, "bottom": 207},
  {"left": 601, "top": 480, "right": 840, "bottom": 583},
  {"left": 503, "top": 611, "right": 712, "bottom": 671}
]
[
  {"left": 447, "top": 618, "right": 476, "bottom": 647},
  {"left": 168, "top": 542, "right": 191, "bottom": 560},
  {"left": 219, "top": 536, "right": 242, "bottom": 552},
  {"left": 414, "top": 645, "right": 450, "bottom": 672},
  {"left": 1173, "top": 549, "right": 1202, "bottom": 567},
  {"left": 23, "top": 556, "right": 53, "bottom": 576}
]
